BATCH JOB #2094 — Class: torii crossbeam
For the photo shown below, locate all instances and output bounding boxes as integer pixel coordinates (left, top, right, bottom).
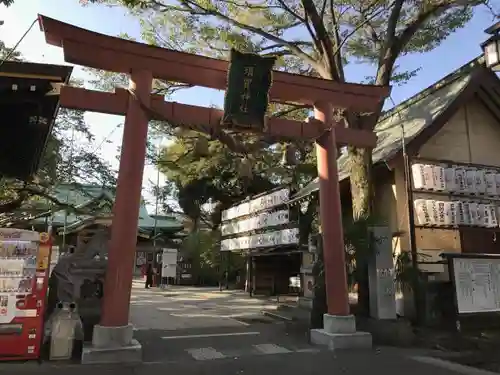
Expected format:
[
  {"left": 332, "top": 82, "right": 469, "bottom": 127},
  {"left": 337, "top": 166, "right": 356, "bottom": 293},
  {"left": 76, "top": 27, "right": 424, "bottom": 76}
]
[{"left": 38, "top": 15, "right": 390, "bottom": 362}]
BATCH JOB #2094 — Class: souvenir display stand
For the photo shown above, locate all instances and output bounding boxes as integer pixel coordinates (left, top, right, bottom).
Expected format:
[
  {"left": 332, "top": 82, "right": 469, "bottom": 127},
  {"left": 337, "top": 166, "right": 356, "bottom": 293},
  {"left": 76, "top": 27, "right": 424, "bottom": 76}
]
[{"left": 0, "top": 229, "right": 52, "bottom": 361}]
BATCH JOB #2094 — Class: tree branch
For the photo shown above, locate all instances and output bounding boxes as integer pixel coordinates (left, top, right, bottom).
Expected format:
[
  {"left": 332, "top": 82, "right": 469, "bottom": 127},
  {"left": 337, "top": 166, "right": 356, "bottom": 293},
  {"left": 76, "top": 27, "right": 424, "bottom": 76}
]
[
  {"left": 303, "top": 10, "right": 323, "bottom": 54},
  {"left": 276, "top": 0, "right": 305, "bottom": 22},
  {"left": 328, "top": 1, "right": 396, "bottom": 76},
  {"left": 357, "top": 2, "right": 383, "bottom": 50},
  {"left": 301, "top": 0, "right": 341, "bottom": 79},
  {"left": 394, "top": 1, "right": 467, "bottom": 58},
  {"left": 385, "top": 0, "right": 405, "bottom": 49},
  {"left": 260, "top": 41, "right": 313, "bottom": 51},
  {"left": 176, "top": 0, "right": 323, "bottom": 72},
  {"left": 320, "top": 0, "right": 327, "bottom": 18}
]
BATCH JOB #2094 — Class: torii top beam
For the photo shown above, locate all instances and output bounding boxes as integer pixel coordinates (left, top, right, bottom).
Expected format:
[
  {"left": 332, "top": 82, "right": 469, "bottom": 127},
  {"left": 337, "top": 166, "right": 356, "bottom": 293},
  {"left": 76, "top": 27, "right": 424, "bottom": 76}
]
[
  {"left": 38, "top": 15, "right": 390, "bottom": 113},
  {"left": 58, "top": 86, "right": 377, "bottom": 148}
]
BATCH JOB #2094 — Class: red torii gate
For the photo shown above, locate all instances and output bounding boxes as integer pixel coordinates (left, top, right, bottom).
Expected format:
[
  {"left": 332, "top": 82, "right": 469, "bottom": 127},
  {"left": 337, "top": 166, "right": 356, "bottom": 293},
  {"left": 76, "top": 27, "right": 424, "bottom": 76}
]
[{"left": 38, "top": 15, "right": 390, "bottom": 361}]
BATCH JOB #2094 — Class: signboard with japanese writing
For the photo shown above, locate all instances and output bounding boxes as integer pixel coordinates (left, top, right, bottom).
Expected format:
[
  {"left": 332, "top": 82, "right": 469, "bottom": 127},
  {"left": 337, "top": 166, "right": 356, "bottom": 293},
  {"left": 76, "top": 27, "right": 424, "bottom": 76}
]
[
  {"left": 161, "top": 248, "right": 178, "bottom": 278},
  {"left": 222, "top": 49, "right": 276, "bottom": 131},
  {"left": 451, "top": 257, "right": 500, "bottom": 314}
]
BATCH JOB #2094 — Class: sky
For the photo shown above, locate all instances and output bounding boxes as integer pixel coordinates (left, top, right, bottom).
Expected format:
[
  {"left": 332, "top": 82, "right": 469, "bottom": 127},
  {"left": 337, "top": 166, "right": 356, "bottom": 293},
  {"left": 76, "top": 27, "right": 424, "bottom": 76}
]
[{"left": 0, "top": 0, "right": 497, "bottom": 212}]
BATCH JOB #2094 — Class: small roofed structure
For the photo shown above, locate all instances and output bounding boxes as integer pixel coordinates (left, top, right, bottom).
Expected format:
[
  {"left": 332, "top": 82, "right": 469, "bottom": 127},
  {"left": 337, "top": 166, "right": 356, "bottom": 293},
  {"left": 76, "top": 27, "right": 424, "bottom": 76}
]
[{"left": 0, "top": 60, "right": 72, "bottom": 180}]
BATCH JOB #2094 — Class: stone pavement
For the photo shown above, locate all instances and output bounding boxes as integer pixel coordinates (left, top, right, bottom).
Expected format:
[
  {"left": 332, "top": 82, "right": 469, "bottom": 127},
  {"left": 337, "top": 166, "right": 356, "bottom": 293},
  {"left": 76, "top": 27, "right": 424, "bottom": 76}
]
[
  {"left": 0, "top": 284, "right": 494, "bottom": 374},
  {"left": 3, "top": 347, "right": 494, "bottom": 375},
  {"left": 129, "top": 281, "right": 278, "bottom": 331},
  {"left": 129, "top": 282, "right": 308, "bottom": 363}
]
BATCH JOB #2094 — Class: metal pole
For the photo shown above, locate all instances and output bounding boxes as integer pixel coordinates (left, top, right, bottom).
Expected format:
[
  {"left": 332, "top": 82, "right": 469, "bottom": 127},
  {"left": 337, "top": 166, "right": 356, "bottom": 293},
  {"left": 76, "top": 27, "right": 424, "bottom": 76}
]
[
  {"left": 396, "top": 99, "right": 422, "bottom": 324},
  {"left": 153, "top": 139, "right": 161, "bottom": 287},
  {"left": 403, "top": 149, "right": 421, "bottom": 323},
  {"left": 62, "top": 125, "right": 75, "bottom": 252},
  {"left": 225, "top": 251, "right": 230, "bottom": 290}
]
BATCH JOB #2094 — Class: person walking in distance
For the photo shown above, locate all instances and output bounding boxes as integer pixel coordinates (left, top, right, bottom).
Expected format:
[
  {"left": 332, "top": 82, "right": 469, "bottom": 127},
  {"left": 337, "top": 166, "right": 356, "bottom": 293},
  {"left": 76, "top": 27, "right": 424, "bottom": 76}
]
[{"left": 145, "top": 263, "right": 153, "bottom": 289}]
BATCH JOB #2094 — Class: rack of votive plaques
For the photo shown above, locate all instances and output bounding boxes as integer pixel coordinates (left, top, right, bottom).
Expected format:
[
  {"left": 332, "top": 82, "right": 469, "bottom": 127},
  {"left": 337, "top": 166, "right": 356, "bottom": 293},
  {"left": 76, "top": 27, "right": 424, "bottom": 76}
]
[
  {"left": 411, "top": 161, "right": 500, "bottom": 229},
  {"left": 0, "top": 240, "right": 37, "bottom": 294}
]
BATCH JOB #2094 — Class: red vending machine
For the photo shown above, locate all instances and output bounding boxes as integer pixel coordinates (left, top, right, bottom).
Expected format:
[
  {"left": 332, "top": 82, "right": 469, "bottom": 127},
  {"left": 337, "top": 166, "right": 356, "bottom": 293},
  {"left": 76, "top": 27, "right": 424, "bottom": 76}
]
[{"left": 0, "top": 229, "right": 52, "bottom": 361}]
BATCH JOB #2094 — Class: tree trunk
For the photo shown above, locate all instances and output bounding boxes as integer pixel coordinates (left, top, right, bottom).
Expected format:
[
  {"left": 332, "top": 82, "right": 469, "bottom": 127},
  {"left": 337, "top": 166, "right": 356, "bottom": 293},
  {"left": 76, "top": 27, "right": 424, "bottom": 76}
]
[
  {"left": 348, "top": 146, "right": 373, "bottom": 219},
  {"left": 348, "top": 145, "right": 373, "bottom": 317}
]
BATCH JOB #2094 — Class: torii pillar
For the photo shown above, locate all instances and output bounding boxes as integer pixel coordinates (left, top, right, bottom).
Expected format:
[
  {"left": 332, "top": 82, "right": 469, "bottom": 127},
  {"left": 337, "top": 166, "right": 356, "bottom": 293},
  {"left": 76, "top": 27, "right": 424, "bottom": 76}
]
[{"left": 37, "top": 15, "right": 390, "bottom": 363}]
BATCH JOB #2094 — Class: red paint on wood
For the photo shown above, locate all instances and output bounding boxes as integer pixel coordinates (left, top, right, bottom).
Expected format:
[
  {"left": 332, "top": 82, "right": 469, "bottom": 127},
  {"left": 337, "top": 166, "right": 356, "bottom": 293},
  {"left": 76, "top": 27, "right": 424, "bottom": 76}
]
[
  {"left": 315, "top": 103, "right": 350, "bottom": 316},
  {"left": 60, "top": 86, "right": 377, "bottom": 148},
  {"left": 100, "top": 70, "right": 152, "bottom": 327},
  {"left": 38, "top": 15, "right": 389, "bottom": 111}
]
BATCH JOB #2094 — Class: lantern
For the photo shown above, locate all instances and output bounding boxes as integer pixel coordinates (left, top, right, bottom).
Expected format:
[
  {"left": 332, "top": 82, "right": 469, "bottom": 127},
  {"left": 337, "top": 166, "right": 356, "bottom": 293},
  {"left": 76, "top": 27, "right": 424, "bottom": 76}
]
[
  {"left": 194, "top": 137, "right": 209, "bottom": 157},
  {"left": 172, "top": 127, "right": 185, "bottom": 137},
  {"left": 482, "top": 22, "right": 500, "bottom": 71},
  {"left": 238, "top": 157, "right": 253, "bottom": 178},
  {"left": 281, "top": 144, "right": 299, "bottom": 166}
]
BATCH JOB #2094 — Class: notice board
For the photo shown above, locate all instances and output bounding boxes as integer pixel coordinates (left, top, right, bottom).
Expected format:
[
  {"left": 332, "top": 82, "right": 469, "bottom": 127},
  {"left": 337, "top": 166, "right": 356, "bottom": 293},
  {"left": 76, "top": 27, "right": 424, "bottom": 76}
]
[
  {"left": 161, "top": 249, "right": 178, "bottom": 279},
  {"left": 452, "top": 257, "right": 500, "bottom": 314}
]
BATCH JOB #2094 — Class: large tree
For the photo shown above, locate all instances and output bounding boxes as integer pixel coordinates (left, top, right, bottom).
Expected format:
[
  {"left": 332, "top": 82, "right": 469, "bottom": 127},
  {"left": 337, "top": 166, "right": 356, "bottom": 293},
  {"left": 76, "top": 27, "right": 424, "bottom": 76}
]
[{"left": 155, "top": 107, "right": 316, "bottom": 219}]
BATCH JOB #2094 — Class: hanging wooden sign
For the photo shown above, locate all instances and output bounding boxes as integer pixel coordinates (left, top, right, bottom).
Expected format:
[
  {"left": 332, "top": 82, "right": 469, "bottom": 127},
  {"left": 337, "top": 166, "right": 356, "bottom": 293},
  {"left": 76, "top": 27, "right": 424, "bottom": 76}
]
[{"left": 222, "top": 49, "right": 276, "bottom": 131}]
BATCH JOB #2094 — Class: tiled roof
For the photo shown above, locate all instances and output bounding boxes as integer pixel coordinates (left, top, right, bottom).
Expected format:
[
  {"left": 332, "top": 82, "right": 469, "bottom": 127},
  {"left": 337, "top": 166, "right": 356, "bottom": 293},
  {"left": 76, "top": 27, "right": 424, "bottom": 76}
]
[{"left": 33, "top": 183, "right": 183, "bottom": 231}]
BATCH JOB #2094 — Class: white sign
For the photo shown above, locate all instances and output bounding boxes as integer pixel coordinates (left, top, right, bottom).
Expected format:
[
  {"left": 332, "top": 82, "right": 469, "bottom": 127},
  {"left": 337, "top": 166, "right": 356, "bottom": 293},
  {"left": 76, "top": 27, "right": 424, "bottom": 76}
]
[
  {"left": 136, "top": 252, "right": 146, "bottom": 266},
  {"left": 303, "top": 275, "right": 314, "bottom": 299},
  {"left": 452, "top": 257, "right": 500, "bottom": 314},
  {"left": 161, "top": 249, "right": 178, "bottom": 278},
  {"left": 221, "top": 188, "right": 290, "bottom": 221},
  {"left": 221, "top": 210, "right": 290, "bottom": 236},
  {"left": 0, "top": 294, "right": 16, "bottom": 324},
  {"left": 220, "top": 228, "right": 299, "bottom": 251},
  {"left": 0, "top": 229, "right": 40, "bottom": 243}
]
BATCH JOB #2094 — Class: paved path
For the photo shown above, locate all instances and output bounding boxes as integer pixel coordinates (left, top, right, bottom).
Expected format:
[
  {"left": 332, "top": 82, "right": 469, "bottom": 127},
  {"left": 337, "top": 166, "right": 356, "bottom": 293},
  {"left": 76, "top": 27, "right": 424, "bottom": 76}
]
[
  {"left": 0, "top": 284, "right": 493, "bottom": 374},
  {"left": 129, "top": 282, "right": 309, "bottom": 363},
  {"left": 4, "top": 348, "right": 491, "bottom": 375},
  {"left": 129, "top": 282, "right": 277, "bottom": 331}
]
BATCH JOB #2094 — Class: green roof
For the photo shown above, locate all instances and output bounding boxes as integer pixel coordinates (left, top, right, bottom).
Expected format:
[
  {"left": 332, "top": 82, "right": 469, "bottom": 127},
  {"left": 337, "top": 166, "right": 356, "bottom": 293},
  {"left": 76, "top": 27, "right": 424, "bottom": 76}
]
[
  {"left": 290, "top": 58, "right": 491, "bottom": 203},
  {"left": 33, "top": 183, "right": 183, "bottom": 231}
]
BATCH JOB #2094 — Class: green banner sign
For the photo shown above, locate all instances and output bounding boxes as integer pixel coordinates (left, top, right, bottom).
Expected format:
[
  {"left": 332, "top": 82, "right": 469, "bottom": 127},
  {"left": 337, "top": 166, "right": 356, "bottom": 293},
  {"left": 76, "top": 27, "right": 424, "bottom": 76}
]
[{"left": 222, "top": 49, "right": 276, "bottom": 131}]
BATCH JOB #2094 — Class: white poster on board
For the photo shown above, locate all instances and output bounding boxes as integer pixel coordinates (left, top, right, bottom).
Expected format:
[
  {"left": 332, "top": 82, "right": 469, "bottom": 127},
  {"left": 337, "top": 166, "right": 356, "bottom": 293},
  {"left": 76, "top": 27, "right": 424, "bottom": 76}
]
[
  {"left": 0, "top": 294, "right": 17, "bottom": 324},
  {"left": 161, "top": 249, "right": 178, "bottom": 278},
  {"left": 452, "top": 257, "right": 500, "bottom": 314}
]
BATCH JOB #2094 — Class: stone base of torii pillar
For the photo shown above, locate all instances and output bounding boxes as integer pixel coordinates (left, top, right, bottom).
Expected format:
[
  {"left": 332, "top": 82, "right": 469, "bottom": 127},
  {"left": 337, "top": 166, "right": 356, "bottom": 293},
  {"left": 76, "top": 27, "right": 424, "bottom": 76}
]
[
  {"left": 81, "top": 324, "right": 142, "bottom": 365},
  {"left": 310, "top": 314, "right": 372, "bottom": 350}
]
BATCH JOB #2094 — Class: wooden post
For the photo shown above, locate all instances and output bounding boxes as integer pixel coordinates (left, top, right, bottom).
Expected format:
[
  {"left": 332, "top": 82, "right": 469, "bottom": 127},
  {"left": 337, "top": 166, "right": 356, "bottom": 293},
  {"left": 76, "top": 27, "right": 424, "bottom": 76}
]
[
  {"left": 100, "top": 69, "right": 152, "bottom": 327},
  {"left": 314, "top": 102, "right": 350, "bottom": 316}
]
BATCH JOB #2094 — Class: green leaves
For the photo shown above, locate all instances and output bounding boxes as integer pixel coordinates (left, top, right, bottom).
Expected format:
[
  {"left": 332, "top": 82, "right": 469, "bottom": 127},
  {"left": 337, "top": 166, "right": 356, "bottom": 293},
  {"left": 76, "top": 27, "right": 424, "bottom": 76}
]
[{"left": 0, "top": 0, "right": 15, "bottom": 6}]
